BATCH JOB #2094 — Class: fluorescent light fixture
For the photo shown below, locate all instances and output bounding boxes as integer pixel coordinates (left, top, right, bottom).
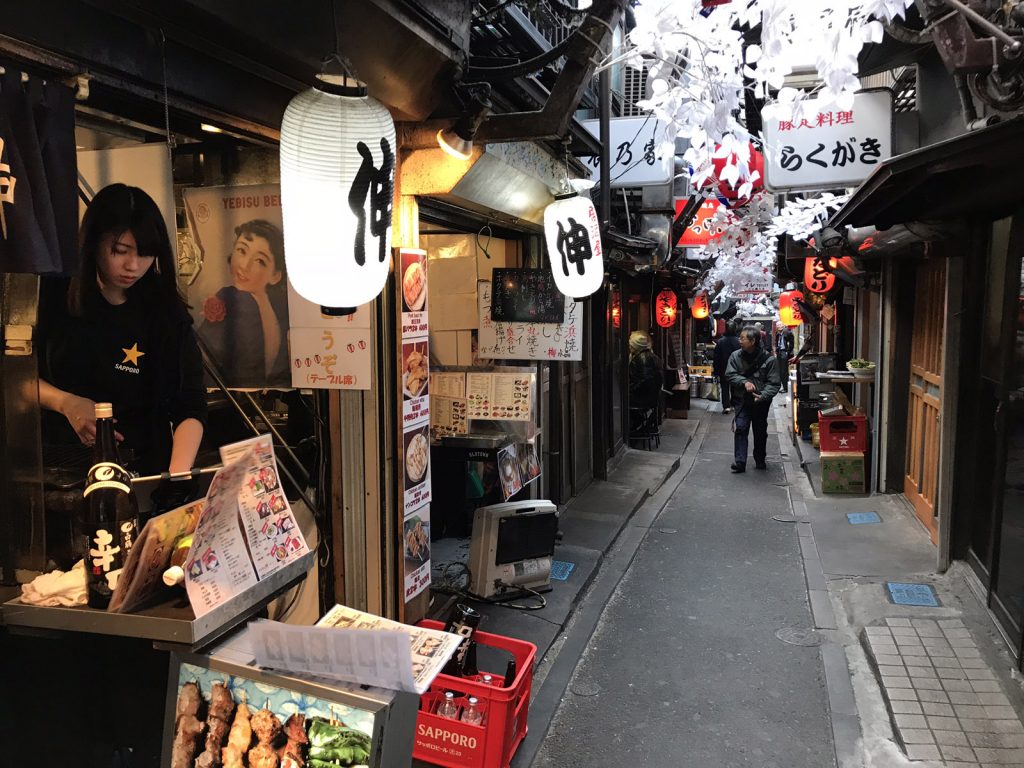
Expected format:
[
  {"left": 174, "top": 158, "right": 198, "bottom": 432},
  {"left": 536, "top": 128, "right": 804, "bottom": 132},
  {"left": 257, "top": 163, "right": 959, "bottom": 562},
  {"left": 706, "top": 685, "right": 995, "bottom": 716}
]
[{"left": 201, "top": 123, "right": 223, "bottom": 134}]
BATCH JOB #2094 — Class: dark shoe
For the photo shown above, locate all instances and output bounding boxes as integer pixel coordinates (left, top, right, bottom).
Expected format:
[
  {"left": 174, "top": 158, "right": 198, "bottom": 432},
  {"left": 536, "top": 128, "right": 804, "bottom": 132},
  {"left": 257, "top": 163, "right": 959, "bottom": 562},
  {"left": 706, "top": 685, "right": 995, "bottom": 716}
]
[
  {"left": 755, "top": 462, "right": 767, "bottom": 470},
  {"left": 730, "top": 463, "right": 746, "bottom": 473}
]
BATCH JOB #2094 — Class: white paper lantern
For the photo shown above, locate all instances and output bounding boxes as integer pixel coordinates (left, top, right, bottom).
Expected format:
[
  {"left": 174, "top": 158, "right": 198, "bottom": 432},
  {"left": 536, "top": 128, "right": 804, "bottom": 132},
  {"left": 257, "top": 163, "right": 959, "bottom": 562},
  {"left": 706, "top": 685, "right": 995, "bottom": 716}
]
[
  {"left": 543, "top": 193, "right": 604, "bottom": 299},
  {"left": 280, "top": 80, "right": 396, "bottom": 310}
]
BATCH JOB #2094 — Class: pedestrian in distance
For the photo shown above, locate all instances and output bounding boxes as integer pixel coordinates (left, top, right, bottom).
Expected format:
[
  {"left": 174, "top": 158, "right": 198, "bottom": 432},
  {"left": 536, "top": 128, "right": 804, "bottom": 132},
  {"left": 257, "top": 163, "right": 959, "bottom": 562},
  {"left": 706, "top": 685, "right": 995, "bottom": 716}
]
[
  {"left": 712, "top": 321, "right": 741, "bottom": 414},
  {"left": 725, "top": 325, "right": 782, "bottom": 473}
]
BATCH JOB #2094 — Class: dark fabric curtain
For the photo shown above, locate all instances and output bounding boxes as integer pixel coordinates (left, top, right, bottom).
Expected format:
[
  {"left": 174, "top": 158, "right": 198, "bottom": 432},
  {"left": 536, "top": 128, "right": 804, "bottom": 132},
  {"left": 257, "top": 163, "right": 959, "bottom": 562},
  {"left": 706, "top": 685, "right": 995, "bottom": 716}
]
[{"left": 0, "top": 68, "right": 78, "bottom": 274}]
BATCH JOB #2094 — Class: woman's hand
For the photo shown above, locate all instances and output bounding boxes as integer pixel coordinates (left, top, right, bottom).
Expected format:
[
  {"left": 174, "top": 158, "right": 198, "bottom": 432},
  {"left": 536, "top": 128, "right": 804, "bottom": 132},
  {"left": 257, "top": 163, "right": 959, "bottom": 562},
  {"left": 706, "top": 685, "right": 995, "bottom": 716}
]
[{"left": 60, "top": 393, "right": 123, "bottom": 446}]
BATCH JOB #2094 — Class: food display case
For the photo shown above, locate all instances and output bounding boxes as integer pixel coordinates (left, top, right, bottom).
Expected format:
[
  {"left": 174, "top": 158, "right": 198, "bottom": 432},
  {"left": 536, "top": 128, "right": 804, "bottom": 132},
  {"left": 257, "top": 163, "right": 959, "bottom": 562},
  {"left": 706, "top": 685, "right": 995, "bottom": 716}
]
[{"left": 162, "top": 626, "right": 419, "bottom": 768}]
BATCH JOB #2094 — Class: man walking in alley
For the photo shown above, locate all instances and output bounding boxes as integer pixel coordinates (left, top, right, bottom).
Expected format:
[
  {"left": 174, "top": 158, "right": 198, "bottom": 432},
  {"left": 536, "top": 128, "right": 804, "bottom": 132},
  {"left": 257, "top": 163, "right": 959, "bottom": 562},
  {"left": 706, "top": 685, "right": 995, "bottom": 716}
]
[
  {"left": 712, "top": 321, "right": 741, "bottom": 414},
  {"left": 725, "top": 325, "right": 782, "bottom": 472}
]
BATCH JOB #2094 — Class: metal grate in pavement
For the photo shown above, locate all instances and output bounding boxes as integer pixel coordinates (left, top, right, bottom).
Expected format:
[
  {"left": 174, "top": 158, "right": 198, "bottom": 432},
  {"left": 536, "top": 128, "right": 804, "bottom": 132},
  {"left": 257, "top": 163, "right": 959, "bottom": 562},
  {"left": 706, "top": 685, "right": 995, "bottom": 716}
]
[
  {"left": 887, "top": 582, "right": 940, "bottom": 607},
  {"left": 847, "top": 512, "right": 882, "bottom": 525}
]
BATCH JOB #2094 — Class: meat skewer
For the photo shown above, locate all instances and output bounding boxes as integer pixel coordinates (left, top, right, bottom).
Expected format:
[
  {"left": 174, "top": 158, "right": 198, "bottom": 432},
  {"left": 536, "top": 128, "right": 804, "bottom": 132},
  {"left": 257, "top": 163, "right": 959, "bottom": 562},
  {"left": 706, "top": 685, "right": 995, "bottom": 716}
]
[
  {"left": 195, "top": 682, "right": 234, "bottom": 768},
  {"left": 277, "top": 713, "right": 308, "bottom": 768},
  {"left": 171, "top": 681, "right": 204, "bottom": 768},
  {"left": 249, "top": 706, "right": 283, "bottom": 768},
  {"left": 221, "top": 699, "right": 252, "bottom": 768}
]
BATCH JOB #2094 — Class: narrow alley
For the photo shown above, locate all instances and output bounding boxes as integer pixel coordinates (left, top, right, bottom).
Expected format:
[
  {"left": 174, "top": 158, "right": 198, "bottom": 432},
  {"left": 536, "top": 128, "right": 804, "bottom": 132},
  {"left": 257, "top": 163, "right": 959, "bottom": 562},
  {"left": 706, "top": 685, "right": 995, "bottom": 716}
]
[{"left": 517, "top": 399, "right": 1024, "bottom": 768}]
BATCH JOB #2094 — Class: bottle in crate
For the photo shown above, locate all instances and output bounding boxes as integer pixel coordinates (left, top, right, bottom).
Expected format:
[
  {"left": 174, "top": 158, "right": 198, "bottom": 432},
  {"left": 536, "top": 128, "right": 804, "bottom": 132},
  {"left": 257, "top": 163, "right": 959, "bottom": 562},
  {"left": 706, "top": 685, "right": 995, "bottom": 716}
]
[
  {"left": 437, "top": 691, "right": 459, "bottom": 720},
  {"left": 461, "top": 696, "right": 483, "bottom": 726},
  {"left": 481, "top": 674, "right": 494, "bottom": 686},
  {"left": 442, "top": 603, "right": 482, "bottom": 676},
  {"left": 503, "top": 658, "right": 517, "bottom": 687}
]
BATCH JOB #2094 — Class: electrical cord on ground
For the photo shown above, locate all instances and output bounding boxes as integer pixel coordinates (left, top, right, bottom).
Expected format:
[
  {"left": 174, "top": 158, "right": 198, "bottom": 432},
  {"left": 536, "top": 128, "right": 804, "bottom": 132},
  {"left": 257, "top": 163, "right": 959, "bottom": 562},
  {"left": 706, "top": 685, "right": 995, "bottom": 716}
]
[{"left": 430, "top": 560, "right": 547, "bottom": 611}]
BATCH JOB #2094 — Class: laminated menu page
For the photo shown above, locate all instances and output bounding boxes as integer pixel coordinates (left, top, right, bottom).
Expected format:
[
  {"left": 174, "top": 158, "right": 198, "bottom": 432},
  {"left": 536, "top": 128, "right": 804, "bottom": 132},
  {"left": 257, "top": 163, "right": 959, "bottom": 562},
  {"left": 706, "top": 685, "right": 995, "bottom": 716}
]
[
  {"left": 184, "top": 436, "right": 309, "bottom": 618},
  {"left": 466, "top": 372, "right": 533, "bottom": 420}
]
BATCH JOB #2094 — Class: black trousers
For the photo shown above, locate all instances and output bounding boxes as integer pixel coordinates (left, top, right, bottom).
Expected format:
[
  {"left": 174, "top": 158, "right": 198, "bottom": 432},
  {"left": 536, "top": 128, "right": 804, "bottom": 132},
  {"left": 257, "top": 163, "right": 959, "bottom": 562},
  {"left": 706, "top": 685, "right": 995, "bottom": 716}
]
[{"left": 733, "top": 398, "right": 770, "bottom": 466}]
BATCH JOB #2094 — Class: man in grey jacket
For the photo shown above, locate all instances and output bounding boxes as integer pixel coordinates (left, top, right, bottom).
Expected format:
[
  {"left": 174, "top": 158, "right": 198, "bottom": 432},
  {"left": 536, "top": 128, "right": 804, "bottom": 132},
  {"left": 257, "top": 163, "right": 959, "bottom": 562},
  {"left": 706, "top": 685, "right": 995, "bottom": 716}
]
[{"left": 725, "top": 325, "right": 782, "bottom": 473}]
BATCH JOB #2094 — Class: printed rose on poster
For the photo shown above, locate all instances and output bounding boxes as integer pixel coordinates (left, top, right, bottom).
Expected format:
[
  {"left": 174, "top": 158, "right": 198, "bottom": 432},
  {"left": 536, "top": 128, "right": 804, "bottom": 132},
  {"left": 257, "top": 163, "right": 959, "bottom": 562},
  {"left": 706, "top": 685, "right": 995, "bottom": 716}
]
[{"left": 203, "top": 295, "right": 227, "bottom": 323}]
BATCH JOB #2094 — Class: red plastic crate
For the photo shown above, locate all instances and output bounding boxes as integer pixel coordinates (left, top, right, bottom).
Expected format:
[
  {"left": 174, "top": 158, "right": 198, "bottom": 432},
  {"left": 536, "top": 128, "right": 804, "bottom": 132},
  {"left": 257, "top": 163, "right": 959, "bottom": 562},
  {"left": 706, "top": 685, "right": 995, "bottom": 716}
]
[
  {"left": 818, "top": 413, "right": 867, "bottom": 452},
  {"left": 414, "top": 620, "right": 536, "bottom": 768}
]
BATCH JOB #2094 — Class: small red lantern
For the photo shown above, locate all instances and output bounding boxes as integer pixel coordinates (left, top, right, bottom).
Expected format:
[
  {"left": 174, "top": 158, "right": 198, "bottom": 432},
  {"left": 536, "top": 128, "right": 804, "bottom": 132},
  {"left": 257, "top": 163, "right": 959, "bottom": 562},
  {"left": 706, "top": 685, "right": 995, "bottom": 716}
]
[
  {"left": 655, "top": 288, "right": 678, "bottom": 328},
  {"left": 779, "top": 289, "right": 804, "bottom": 327},
  {"left": 691, "top": 290, "right": 710, "bottom": 320},
  {"left": 610, "top": 291, "right": 621, "bottom": 328},
  {"left": 804, "top": 256, "right": 835, "bottom": 294}
]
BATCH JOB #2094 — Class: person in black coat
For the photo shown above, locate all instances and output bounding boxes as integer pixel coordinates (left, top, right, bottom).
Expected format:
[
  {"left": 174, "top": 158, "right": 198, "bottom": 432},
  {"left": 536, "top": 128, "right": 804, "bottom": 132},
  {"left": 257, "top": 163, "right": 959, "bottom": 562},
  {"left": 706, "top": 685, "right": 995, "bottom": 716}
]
[{"left": 713, "top": 321, "right": 742, "bottom": 414}]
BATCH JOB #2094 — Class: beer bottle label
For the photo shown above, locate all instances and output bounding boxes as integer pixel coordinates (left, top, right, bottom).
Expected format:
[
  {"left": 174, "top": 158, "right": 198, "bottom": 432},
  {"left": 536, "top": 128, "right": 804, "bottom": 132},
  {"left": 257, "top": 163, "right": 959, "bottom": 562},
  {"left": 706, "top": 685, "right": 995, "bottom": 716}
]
[
  {"left": 88, "top": 527, "right": 121, "bottom": 575},
  {"left": 83, "top": 461, "right": 132, "bottom": 497}
]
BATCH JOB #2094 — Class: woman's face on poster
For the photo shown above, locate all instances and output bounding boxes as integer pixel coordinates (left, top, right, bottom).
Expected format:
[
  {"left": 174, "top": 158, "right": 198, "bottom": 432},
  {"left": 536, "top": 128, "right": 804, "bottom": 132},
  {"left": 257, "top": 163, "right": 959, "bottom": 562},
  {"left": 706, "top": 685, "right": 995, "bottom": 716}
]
[{"left": 231, "top": 233, "right": 281, "bottom": 295}]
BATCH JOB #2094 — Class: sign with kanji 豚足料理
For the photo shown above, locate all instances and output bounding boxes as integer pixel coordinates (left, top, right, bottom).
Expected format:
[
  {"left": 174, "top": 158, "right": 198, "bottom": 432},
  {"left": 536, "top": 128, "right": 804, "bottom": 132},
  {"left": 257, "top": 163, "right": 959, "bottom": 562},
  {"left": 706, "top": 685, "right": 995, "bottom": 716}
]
[{"left": 762, "top": 89, "right": 893, "bottom": 192}]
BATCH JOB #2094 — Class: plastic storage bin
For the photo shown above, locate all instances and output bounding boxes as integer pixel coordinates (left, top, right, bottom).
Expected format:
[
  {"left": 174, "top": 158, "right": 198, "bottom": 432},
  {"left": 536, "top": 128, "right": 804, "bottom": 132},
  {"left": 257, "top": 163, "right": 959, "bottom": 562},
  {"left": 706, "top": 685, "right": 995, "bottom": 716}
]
[{"left": 414, "top": 620, "right": 537, "bottom": 768}]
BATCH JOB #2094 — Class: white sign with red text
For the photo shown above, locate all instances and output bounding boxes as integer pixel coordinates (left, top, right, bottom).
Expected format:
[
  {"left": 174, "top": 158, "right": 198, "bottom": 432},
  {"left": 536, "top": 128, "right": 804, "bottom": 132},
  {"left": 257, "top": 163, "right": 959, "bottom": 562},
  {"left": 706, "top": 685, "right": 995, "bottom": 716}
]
[{"left": 762, "top": 89, "right": 893, "bottom": 192}]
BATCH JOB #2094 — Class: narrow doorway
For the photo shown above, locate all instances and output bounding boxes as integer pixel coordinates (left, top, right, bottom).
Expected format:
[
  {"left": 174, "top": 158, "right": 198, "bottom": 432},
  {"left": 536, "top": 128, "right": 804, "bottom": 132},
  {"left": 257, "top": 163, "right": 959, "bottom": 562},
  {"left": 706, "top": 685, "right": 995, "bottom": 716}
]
[{"left": 904, "top": 259, "right": 945, "bottom": 543}]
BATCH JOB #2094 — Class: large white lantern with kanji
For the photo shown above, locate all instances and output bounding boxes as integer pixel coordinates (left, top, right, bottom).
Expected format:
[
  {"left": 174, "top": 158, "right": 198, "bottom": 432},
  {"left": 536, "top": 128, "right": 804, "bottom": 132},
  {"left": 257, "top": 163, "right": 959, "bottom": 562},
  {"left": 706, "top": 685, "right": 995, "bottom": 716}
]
[
  {"left": 543, "top": 191, "right": 604, "bottom": 299},
  {"left": 280, "top": 78, "right": 396, "bottom": 311}
]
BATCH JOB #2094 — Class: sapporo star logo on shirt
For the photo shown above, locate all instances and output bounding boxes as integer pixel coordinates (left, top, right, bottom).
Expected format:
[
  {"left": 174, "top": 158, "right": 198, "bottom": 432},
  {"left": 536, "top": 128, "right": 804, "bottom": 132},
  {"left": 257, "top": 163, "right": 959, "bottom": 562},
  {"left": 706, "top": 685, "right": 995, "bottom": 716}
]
[{"left": 116, "top": 342, "right": 144, "bottom": 374}]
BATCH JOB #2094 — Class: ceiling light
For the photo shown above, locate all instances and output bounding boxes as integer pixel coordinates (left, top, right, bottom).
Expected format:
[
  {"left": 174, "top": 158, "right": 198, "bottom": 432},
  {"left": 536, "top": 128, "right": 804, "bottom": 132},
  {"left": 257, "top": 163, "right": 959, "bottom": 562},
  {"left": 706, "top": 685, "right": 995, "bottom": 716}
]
[
  {"left": 200, "top": 123, "right": 223, "bottom": 134},
  {"left": 437, "top": 83, "right": 492, "bottom": 161}
]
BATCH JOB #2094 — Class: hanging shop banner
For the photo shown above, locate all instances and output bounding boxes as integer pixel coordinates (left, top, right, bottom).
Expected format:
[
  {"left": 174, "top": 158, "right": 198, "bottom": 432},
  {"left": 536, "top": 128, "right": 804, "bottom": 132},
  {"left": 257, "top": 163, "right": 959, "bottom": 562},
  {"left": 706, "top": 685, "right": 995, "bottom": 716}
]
[
  {"left": 478, "top": 280, "right": 583, "bottom": 361},
  {"left": 762, "top": 89, "right": 893, "bottom": 192},
  {"left": 580, "top": 116, "right": 673, "bottom": 187},
  {"left": 0, "top": 71, "right": 78, "bottom": 275},
  {"left": 288, "top": 291, "right": 372, "bottom": 389},
  {"left": 398, "top": 247, "right": 431, "bottom": 601},
  {"left": 676, "top": 197, "right": 725, "bottom": 247},
  {"left": 403, "top": 506, "right": 431, "bottom": 600}
]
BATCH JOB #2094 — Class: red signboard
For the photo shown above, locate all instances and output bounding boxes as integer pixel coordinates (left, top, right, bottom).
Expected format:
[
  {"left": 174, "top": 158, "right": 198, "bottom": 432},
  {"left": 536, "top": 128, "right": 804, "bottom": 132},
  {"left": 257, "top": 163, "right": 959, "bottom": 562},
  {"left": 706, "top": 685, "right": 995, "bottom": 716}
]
[{"left": 676, "top": 198, "right": 725, "bottom": 247}]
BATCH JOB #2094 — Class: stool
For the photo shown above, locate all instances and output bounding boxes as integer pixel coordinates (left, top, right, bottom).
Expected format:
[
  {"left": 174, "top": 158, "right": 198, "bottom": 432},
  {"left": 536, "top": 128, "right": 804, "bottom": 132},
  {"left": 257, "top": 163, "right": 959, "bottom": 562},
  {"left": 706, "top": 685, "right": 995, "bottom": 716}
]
[{"left": 629, "top": 407, "right": 661, "bottom": 450}]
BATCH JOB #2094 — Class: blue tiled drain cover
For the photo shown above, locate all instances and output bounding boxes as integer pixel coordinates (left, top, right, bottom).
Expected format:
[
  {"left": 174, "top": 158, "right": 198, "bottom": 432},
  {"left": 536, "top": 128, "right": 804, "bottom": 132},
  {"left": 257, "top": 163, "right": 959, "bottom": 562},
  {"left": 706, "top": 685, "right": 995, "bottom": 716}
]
[
  {"left": 550, "top": 560, "right": 575, "bottom": 581},
  {"left": 886, "top": 582, "right": 940, "bottom": 607},
  {"left": 847, "top": 512, "right": 882, "bottom": 525}
]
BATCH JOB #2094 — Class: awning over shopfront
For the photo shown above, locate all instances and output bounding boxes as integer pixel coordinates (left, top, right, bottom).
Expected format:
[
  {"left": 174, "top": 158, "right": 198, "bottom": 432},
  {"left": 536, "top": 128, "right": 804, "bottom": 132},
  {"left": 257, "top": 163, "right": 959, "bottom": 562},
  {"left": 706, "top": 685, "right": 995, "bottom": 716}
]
[{"left": 829, "top": 116, "right": 1024, "bottom": 230}]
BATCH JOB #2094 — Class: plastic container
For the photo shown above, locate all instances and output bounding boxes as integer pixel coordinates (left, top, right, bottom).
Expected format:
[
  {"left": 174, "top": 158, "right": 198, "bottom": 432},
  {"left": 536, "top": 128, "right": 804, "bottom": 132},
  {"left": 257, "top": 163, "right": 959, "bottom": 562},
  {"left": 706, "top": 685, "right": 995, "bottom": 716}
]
[
  {"left": 818, "top": 413, "right": 867, "bottom": 452},
  {"left": 414, "top": 620, "right": 537, "bottom": 768}
]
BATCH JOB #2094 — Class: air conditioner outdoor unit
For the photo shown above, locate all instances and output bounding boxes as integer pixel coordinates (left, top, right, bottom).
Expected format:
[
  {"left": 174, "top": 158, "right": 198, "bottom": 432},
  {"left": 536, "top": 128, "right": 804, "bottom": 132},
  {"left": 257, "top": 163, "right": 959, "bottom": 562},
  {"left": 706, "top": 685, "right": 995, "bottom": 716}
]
[{"left": 468, "top": 500, "right": 559, "bottom": 600}]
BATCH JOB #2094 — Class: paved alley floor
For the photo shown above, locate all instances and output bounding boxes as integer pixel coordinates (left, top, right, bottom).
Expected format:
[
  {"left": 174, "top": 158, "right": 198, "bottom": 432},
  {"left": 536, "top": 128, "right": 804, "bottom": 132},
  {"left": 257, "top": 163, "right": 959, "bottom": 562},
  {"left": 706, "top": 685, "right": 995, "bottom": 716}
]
[{"left": 532, "top": 402, "right": 835, "bottom": 768}]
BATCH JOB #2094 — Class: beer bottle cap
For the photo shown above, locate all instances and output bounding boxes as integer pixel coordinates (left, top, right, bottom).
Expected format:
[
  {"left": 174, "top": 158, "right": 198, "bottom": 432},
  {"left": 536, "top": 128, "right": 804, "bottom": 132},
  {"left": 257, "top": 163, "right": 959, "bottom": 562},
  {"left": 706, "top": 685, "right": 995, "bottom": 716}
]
[{"left": 95, "top": 402, "right": 114, "bottom": 419}]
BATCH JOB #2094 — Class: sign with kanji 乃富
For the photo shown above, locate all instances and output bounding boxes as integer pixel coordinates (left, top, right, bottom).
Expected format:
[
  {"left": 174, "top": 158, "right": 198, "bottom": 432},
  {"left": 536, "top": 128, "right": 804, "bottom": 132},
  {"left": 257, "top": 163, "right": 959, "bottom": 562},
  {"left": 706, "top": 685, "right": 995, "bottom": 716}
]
[
  {"left": 580, "top": 117, "right": 673, "bottom": 187},
  {"left": 762, "top": 90, "right": 893, "bottom": 192}
]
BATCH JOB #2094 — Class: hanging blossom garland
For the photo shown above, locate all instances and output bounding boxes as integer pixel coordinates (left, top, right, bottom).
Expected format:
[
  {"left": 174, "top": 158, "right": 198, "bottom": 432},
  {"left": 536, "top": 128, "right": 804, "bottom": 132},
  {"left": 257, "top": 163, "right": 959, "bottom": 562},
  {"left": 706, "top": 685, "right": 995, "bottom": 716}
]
[
  {"left": 764, "top": 192, "right": 851, "bottom": 242},
  {"left": 696, "top": 191, "right": 778, "bottom": 293},
  {"left": 623, "top": 0, "right": 915, "bottom": 191}
]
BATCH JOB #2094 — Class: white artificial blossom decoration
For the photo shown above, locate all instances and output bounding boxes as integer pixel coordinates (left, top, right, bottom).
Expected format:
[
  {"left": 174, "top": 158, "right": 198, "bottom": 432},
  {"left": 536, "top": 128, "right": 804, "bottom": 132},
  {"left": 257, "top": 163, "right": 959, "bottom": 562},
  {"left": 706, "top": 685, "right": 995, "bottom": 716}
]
[
  {"left": 764, "top": 193, "right": 851, "bottom": 242},
  {"left": 696, "top": 191, "right": 777, "bottom": 293},
  {"left": 623, "top": 0, "right": 915, "bottom": 191}
]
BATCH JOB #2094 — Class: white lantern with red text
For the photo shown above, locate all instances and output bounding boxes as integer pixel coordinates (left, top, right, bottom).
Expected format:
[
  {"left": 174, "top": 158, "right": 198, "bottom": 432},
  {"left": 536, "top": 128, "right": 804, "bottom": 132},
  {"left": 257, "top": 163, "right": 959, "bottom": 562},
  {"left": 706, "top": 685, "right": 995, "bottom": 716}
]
[
  {"left": 543, "top": 191, "right": 604, "bottom": 299},
  {"left": 779, "top": 289, "right": 804, "bottom": 327},
  {"left": 655, "top": 288, "right": 678, "bottom": 328},
  {"left": 280, "top": 77, "right": 396, "bottom": 311}
]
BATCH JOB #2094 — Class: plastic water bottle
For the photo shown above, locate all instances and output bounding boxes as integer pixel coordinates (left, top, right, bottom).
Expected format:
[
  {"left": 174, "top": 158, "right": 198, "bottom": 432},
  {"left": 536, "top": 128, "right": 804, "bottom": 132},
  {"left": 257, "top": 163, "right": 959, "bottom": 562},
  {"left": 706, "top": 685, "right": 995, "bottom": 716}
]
[
  {"left": 481, "top": 674, "right": 494, "bottom": 686},
  {"left": 461, "top": 696, "right": 483, "bottom": 726},
  {"left": 437, "top": 691, "right": 459, "bottom": 719}
]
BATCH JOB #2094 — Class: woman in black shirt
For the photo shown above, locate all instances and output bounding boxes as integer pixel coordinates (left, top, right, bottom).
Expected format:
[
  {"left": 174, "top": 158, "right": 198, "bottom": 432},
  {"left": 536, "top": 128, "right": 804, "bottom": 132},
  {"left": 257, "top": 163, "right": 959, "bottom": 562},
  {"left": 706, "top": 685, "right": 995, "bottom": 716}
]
[{"left": 38, "top": 184, "right": 207, "bottom": 474}]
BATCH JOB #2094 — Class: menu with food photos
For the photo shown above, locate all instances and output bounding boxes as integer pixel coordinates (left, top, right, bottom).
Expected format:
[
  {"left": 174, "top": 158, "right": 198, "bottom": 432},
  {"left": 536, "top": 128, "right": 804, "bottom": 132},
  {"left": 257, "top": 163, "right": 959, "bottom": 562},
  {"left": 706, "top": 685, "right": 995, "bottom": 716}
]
[
  {"left": 184, "top": 436, "right": 309, "bottom": 618},
  {"left": 398, "top": 248, "right": 432, "bottom": 602},
  {"left": 465, "top": 372, "right": 533, "bottom": 421}
]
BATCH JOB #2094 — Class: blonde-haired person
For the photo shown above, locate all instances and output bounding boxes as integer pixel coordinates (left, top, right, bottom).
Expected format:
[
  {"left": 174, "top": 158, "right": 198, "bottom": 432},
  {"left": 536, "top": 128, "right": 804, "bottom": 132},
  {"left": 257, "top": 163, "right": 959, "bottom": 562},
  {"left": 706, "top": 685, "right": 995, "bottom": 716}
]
[{"left": 628, "top": 330, "right": 663, "bottom": 433}]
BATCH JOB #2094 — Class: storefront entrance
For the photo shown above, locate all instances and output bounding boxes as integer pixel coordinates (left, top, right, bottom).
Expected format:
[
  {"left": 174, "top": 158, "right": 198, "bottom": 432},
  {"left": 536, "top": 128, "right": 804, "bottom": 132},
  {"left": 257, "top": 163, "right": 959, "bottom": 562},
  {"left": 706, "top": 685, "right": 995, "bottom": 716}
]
[{"left": 904, "top": 259, "right": 945, "bottom": 543}]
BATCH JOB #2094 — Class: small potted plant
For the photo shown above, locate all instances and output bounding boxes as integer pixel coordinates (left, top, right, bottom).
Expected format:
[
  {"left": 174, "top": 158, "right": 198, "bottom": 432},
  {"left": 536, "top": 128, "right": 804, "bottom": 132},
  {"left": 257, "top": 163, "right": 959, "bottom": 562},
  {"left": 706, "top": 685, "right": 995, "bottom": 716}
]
[{"left": 846, "top": 358, "right": 877, "bottom": 376}]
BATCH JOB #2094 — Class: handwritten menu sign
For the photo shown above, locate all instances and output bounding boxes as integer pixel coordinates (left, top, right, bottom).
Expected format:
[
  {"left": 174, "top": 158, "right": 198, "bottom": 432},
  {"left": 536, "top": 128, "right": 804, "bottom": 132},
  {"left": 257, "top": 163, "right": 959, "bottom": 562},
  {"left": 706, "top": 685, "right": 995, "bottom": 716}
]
[
  {"left": 478, "top": 280, "right": 583, "bottom": 361},
  {"left": 289, "top": 290, "right": 372, "bottom": 390},
  {"left": 465, "top": 372, "right": 533, "bottom": 421},
  {"left": 489, "top": 268, "right": 565, "bottom": 323}
]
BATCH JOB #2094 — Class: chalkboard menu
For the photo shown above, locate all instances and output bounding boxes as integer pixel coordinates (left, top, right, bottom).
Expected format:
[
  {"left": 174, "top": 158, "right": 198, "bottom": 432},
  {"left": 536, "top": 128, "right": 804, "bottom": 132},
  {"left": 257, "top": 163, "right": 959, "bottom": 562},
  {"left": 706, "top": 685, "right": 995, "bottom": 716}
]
[{"left": 489, "top": 268, "right": 566, "bottom": 323}]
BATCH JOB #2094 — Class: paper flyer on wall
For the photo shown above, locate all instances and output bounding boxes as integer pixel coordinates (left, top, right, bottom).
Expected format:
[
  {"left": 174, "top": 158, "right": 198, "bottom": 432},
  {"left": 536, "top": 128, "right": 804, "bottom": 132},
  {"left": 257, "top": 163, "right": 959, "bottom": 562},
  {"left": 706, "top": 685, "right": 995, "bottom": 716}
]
[
  {"left": 403, "top": 505, "right": 431, "bottom": 600},
  {"left": 248, "top": 605, "right": 462, "bottom": 694},
  {"left": 184, "top": 436, "right": 309, "bottom": 618}
]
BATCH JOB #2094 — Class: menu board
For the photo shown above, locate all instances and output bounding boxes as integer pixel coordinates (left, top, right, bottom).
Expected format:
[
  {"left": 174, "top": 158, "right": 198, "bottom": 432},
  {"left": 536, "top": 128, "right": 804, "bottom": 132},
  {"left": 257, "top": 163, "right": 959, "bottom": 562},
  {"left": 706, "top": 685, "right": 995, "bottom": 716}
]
[
  {"left": 466, "top": 372, "right": 533, "bottom": 421},
  {"left": 430, "top": 395, "right": 468, "bottom": 439},
  {"left": 184, "top": 436, "right": 309, "bottom": 618},
  {"left": 431, "top": 372, "right": 466, "bottom": 397},
  {"left": 398, "top": 248, "right": 431, "bottom": 601},
  {"left": 489, "top": 268, "right": 565, "bottom": 322},
  {"left": 478, "top": 280, "right": 583, "bottom": 361},
  {"left": 496, "top": 440, "right": 542, "bottom": 501},
  {"left": 289, "top": 295, "right": 372, "bottom": 390}
]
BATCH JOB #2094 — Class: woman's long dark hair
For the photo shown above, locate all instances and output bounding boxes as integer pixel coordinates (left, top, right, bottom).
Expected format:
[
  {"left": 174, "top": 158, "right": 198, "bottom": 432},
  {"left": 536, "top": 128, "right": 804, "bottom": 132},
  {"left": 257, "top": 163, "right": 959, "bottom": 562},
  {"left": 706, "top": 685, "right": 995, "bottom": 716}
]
[{"left": 70, "top": 183, "right": 185, "bottom": 319}]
